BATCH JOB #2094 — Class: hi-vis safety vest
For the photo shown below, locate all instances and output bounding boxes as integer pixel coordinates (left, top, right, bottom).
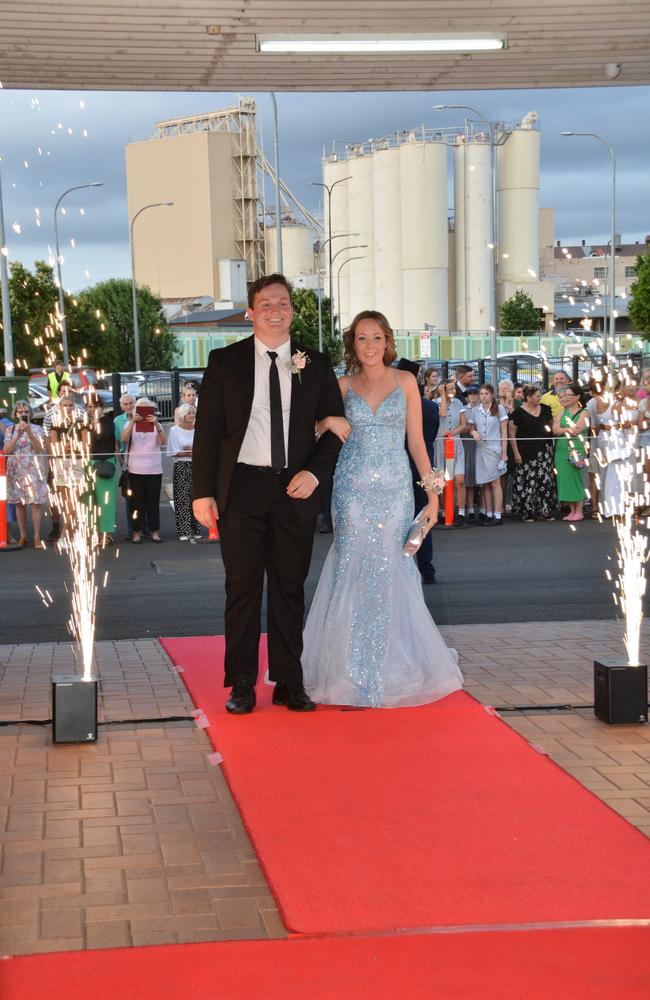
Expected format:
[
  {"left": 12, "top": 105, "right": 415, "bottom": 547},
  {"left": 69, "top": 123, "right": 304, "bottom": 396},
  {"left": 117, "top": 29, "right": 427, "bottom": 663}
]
[{"left": 47, "top": 369, "right": 70, "bottom": 399}]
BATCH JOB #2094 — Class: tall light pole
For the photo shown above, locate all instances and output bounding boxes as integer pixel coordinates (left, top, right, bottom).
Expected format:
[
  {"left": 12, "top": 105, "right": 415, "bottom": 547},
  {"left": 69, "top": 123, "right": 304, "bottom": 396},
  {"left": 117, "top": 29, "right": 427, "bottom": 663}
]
[
  {"left": 433, "top": 103, "right": 497, "bottom": 377},
  {"left": 130, "top": 201, "right": 173, "bottom": 372},
  {"left": 310, "top": 177, "right": 350, "bottom": 340},
  {"left": 0, "top": 163, "right": 13, "bottom": 374},
  {"left": 331, "top": 243, "right": 368, "bottom": 324},
  {"left": 314, "top": 231, "right": 358, "bottom": 344},
  {"left": 561, "top": 131, "right": 617, "bottom": 356},
  {"left": 269, "top": 93, "right": 283, "bottom": 273},
  {"left": 53, "top": 181, "right": 103, "bottom": 366},
  {"left": 337, "top": 255, "right": 366, "bottom": 326}
]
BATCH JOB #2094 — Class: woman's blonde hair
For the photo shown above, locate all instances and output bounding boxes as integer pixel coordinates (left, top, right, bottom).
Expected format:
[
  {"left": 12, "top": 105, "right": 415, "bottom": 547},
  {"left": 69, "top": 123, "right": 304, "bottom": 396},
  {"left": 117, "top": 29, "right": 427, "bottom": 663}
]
[
  {"left": 175, "top": 403, "right": 196, "bottom": 426},
  {"left": 343, "top": 310, "right": 397, "bottom": 373}
]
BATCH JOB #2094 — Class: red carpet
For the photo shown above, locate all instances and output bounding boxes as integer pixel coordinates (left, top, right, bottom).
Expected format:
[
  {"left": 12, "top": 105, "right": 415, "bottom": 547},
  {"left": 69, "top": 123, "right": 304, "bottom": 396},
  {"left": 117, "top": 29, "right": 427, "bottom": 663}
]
[
  {"left": 160, "top": 636, "right": 650, "bottom": 935},
  {"left": 4, "top": 927, "right": 650, "bottom": 999}
]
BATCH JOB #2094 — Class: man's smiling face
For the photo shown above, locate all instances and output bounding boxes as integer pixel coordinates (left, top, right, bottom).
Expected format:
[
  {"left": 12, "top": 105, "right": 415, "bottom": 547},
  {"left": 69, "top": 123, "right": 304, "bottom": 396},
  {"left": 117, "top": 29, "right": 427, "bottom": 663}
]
[{"left": 248, "top": 283, "right": 293, "bottom": 346}]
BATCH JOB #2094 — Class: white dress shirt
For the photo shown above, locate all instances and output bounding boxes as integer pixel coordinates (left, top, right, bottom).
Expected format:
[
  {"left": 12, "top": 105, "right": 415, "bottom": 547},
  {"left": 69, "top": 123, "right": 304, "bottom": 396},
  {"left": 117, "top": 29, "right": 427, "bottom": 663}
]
[{"left": 238, "top": 337, "right": 292, "bottom": 467}]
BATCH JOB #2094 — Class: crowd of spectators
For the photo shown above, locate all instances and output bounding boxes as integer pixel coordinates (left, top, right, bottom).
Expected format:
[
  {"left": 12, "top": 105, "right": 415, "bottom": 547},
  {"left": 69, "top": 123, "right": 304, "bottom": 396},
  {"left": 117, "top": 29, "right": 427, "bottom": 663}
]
[
  {"left": 420, "top": 362, "right": 650, "bottom": 526},
  {"left": 1, "top": 380, "right": 204, "bottom": 547},
  {"left": 2, "top": 362, "right": 649, "bottom": 549}
]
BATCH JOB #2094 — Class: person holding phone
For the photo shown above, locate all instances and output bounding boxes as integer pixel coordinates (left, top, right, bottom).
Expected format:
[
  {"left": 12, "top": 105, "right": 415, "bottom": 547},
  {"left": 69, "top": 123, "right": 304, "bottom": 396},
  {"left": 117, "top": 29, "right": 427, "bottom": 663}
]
[
  {"left": 3, "top": 400, "right": 47, "bottom": 547},
  {"left": 120, "top": 396, "right": 166, "bottom": 543}
]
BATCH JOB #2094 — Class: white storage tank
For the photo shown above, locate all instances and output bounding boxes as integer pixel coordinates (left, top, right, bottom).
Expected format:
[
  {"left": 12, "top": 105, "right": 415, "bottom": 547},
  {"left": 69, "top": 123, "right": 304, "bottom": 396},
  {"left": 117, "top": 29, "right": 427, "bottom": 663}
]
[
  {"left": 399, "top": 139, "right": 448, "bottom": 332},
  {"left": 265, "top": 224, "right": 315, "bottom": 281},
  {"left": 346, "top": 152, "right": 375, "bottom": 317},
  {"left": 453, "top": 138, "right": 466, "bottom": 331},
  {"left": 372, "top": 146, "right": 403, "bottom": 327},
  {"left": 497, "top": 113, "right": 541, "bottom": 284},
  {"left": 464, "top": 138, "right": 493, "bottom": 332}
]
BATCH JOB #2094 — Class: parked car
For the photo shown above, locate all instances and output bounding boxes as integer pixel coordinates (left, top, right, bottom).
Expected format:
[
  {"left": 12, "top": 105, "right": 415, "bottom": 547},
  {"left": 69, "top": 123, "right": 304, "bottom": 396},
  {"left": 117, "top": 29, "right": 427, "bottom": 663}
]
[
  {"left": 30, "top": 366, "right": 113, "bottom": 411},
  {"left": 28, "top": 383, "right": 51, "bottom": 422}
]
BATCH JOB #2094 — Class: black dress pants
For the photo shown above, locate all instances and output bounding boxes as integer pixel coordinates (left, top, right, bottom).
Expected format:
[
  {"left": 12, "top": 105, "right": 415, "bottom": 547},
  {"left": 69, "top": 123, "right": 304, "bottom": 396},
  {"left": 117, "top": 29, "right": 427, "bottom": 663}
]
[
  {"left": 219, "top": 464, "right": 317, "bottom": 689},
  {"left": 128, "top": 473, "right": 162, "bottom": 533}
]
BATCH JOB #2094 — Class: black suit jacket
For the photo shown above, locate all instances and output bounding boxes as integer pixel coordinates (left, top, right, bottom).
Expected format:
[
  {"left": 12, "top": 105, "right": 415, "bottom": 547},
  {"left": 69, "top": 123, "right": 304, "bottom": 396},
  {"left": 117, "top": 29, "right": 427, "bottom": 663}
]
[
  {"left": 192, "top": 335, "right": 344, "bottom": 520},
  {"left": 455, "top": 382, "right": 470, "bottom": 406}
]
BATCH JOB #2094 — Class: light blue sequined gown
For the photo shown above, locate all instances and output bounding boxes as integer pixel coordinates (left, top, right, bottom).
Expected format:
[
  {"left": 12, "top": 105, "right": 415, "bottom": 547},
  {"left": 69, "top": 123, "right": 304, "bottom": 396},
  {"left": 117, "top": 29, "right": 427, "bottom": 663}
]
[{"left": 302, "top": 385, "right": 463, "bottom": 708}]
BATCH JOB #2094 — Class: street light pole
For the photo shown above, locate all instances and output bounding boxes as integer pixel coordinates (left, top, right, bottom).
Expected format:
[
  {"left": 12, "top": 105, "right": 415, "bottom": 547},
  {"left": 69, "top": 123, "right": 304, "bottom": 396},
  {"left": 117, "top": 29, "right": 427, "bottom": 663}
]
[
  {"left": 337, "top": 256, "right": 366, "bottom": 326},
  {"left": 313, "top": 231, "right": 358, "bottom": 345},
  {"left": 269, "top": 93, "right": 283, "bottom": 273},
  {"left": 561, "top": 131, "right": 617, "bottom": 357},
  {"left": 0, "top": 164, "right": 14, "bottom": 375},
  {"left": 331, "top": 243, "right": 368, "bottom": 324},
  {"left": 129, "top": 201, "right": 174, "bottom": 372},
  {"left": 433, "top": 104, "right": 497, "bottom": 379},
  {"left": 310, "top": 177, "right": 350, "bottom": 340},
  {"left": 53, "top": 181, "right": 103, "bottom": 366}
]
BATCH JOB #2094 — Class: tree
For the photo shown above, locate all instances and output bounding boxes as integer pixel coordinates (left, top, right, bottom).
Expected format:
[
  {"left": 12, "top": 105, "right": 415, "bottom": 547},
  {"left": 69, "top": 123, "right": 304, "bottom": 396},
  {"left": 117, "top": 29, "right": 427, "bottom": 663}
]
[
  {"left": 1, "top": 260, "right": 105, "bottom": 370},
  {"left": 290, "top": 288, "right": 342, "bottom": 364},
  {"left": 78, "top": 278, "right": 179, "bottom": 371},
  {"left": 498, "top": 290, "right": 540, "bottom": 333},
  {"left": 628, "top": 254, "right": 650, "bottom": 339}
]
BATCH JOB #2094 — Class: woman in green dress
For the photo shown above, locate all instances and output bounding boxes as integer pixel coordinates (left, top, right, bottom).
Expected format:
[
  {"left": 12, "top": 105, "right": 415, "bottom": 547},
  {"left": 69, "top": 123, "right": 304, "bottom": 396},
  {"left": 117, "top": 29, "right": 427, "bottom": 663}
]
[
  {"left": 86, "top": 395, "right": 118, "bottom": 543},
  {"left": 553, "top": 382, "right": 590, "bottom": 522}
]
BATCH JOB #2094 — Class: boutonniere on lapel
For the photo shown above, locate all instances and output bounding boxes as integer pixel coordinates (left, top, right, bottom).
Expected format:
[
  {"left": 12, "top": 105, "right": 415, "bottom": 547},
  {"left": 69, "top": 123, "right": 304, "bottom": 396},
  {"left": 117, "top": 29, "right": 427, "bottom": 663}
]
[{"left": 289, "top": 349, "right": 310, "bottom": 383}]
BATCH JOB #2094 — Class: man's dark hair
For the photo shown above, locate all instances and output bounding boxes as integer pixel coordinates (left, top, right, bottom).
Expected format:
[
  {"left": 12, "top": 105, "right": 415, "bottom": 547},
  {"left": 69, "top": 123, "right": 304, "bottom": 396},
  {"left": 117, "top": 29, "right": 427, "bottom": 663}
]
[
  {"left": 54, "top": 358, "right": 64, "bottom": 366},
  {"left": 455, "top": 364, "right": 474, "bottom": 377},
  {"left": 247, "top": 273, "right": 293, "bottom": 309}
]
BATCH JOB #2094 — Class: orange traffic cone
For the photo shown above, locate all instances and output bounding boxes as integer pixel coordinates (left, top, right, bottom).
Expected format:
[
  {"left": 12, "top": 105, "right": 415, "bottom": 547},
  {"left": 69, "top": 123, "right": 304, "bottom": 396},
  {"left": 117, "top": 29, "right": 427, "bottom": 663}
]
[{"left": 443, "top": 435, "right": 456, "bottom": 528}]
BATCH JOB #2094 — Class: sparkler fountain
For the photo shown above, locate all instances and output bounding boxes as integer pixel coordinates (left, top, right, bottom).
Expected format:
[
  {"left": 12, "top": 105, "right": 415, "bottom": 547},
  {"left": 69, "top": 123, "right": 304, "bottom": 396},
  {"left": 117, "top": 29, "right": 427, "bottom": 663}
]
[
  {"left": 593, "top": 359, "right": 648, "bottom": 725},
  {"left": 50, "top": 412, "right": 100, "bottom": 742}
]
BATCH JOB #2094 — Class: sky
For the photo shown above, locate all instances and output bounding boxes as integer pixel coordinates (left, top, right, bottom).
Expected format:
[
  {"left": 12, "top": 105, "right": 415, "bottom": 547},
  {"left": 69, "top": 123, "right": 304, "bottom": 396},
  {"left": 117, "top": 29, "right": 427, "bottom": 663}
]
[{"left": 0, "top": 84, "right": 649, "bottom": 292}]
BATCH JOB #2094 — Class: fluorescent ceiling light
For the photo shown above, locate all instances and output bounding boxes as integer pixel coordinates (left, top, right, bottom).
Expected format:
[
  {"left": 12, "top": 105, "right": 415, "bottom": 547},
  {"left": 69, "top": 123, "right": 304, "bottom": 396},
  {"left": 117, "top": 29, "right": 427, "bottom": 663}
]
[{"left": 257, "top": 34, "right": 506, "bottom": 55}]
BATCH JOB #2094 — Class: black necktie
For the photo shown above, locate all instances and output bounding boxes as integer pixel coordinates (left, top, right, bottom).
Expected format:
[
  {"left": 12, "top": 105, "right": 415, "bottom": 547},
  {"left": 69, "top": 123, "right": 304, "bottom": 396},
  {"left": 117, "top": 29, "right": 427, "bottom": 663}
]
[{"left": 267, "top": 351, "right": 286, "bottom": 472}]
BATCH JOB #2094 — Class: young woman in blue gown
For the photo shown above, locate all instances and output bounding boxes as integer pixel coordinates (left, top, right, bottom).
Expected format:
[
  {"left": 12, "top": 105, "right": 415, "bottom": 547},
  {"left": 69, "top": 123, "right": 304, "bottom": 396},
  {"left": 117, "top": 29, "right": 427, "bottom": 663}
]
[{"left": 302, "top": 311, "right": 463, "bottom": 708}]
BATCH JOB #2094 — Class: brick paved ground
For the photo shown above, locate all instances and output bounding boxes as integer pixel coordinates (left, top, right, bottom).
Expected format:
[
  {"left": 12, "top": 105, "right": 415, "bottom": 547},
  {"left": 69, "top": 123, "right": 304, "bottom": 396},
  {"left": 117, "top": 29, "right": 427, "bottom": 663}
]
[{"left": 1, "top": 621, "right": 649, "bottom": 956}]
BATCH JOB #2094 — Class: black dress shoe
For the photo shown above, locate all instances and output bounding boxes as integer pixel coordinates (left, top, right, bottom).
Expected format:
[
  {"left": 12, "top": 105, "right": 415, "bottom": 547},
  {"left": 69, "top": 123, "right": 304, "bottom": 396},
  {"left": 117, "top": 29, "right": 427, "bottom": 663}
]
[
  {"left": 318, "top": 514, "right": 333, "bottom": 534},
  {"left": 272, "top": 683, "right": 316, "bottom": 712},
  {"left": 421, "top": 574, "right": 436, "bottom": 585},
  {"left": 225, "top": 684, "right": 256, "bottom": 714}
]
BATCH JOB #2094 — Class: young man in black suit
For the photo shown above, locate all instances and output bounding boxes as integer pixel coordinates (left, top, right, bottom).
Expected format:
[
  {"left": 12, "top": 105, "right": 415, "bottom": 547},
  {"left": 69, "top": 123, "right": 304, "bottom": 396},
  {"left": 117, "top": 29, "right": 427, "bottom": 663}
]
[
  {"left": 192, "top": 274, "right": 344, "bottom": 714},
  {"left": 454, "top": 365, "right": 476, "bottom": 405}
]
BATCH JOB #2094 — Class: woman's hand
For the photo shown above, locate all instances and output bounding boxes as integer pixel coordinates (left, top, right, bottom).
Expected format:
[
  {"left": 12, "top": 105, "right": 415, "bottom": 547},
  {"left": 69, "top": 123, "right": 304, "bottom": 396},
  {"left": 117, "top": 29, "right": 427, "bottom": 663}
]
[
  {"left": 471, "top": 429, "right": 481, "bottom": 441},
  {"left": 422, "top": 499, "right": 438, "bottom": 532},
  {"left": 322, "top": 416, "right": 352, "bottom": 443},
  {"left": 514, "top": 452, "right": 523, "bottom": 465}
]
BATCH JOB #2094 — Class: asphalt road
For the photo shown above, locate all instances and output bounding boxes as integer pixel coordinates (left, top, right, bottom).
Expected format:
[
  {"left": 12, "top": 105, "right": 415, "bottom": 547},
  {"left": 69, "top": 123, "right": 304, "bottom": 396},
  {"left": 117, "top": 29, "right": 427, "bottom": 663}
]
[{"left": 1, "top": 501, "right": 639, "bottom": 645}]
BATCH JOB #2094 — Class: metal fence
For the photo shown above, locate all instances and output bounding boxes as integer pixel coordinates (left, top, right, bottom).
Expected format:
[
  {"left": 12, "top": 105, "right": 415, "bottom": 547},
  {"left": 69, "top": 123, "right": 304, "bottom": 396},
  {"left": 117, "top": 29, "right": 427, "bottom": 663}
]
[
  {"left": 111, "top": 369, "right": 205, "bottom": 422},
  {"left": 425, "top": 352, "right": 645, "bottom": 390}
]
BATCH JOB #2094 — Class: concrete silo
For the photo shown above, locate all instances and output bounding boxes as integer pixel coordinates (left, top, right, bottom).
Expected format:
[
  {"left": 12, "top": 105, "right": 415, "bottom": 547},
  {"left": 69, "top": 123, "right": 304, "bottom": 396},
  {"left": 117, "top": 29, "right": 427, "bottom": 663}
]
[
  {"left": 265, "top": 224, "right": 315, "bottom": 283},
  {"left": 372, "top": 146, "right": 402, "bottom": 326},
  {"left": 346, "top": 152, "right": 375, "bottom": 316},
  {"left": 399, "top": 139, "right": 448, "bottom": 332},
  {"left": 453, "top": 139, "right": 466, "bottom": 331},
  {"left": 464, "top": 138, "right": 493, "bottom": 332},
  {"left": 497, "top": 113, "right": 540, "bottom": 286}
]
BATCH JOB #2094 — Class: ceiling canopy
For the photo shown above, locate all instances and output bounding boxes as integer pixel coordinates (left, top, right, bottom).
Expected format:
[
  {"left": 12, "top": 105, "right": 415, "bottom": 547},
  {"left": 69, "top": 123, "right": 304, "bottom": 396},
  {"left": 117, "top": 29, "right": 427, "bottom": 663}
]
[{"left": 1, "top": 1, "right": 649, "bottom": 92}]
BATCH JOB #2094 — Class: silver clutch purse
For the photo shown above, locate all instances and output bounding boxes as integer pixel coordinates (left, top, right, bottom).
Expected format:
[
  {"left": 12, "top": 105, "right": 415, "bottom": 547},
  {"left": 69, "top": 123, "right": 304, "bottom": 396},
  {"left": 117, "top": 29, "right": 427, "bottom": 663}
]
[{"left": 402, "top": 511, "right": 430, "bottom": 557}]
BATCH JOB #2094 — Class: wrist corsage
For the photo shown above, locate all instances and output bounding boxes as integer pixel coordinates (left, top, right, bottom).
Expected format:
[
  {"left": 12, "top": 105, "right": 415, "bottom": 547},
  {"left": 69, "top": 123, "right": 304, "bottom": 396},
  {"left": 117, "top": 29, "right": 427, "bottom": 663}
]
[
  {"left": 417, "top": 468, "right": 445, "bottom": 495},
  {"left": 289, "top": 350, "right": 310, "bottom": 383}
]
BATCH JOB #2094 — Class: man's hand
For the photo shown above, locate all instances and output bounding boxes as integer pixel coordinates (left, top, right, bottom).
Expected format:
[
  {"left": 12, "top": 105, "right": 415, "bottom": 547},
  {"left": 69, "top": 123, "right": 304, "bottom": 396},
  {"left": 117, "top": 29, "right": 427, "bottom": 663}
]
[
  {"left": 193, "top": 496, "right": 219, "bottom": 528},
  {"left": 286, "top": 470, "right": 318, "bottom": 500}
]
